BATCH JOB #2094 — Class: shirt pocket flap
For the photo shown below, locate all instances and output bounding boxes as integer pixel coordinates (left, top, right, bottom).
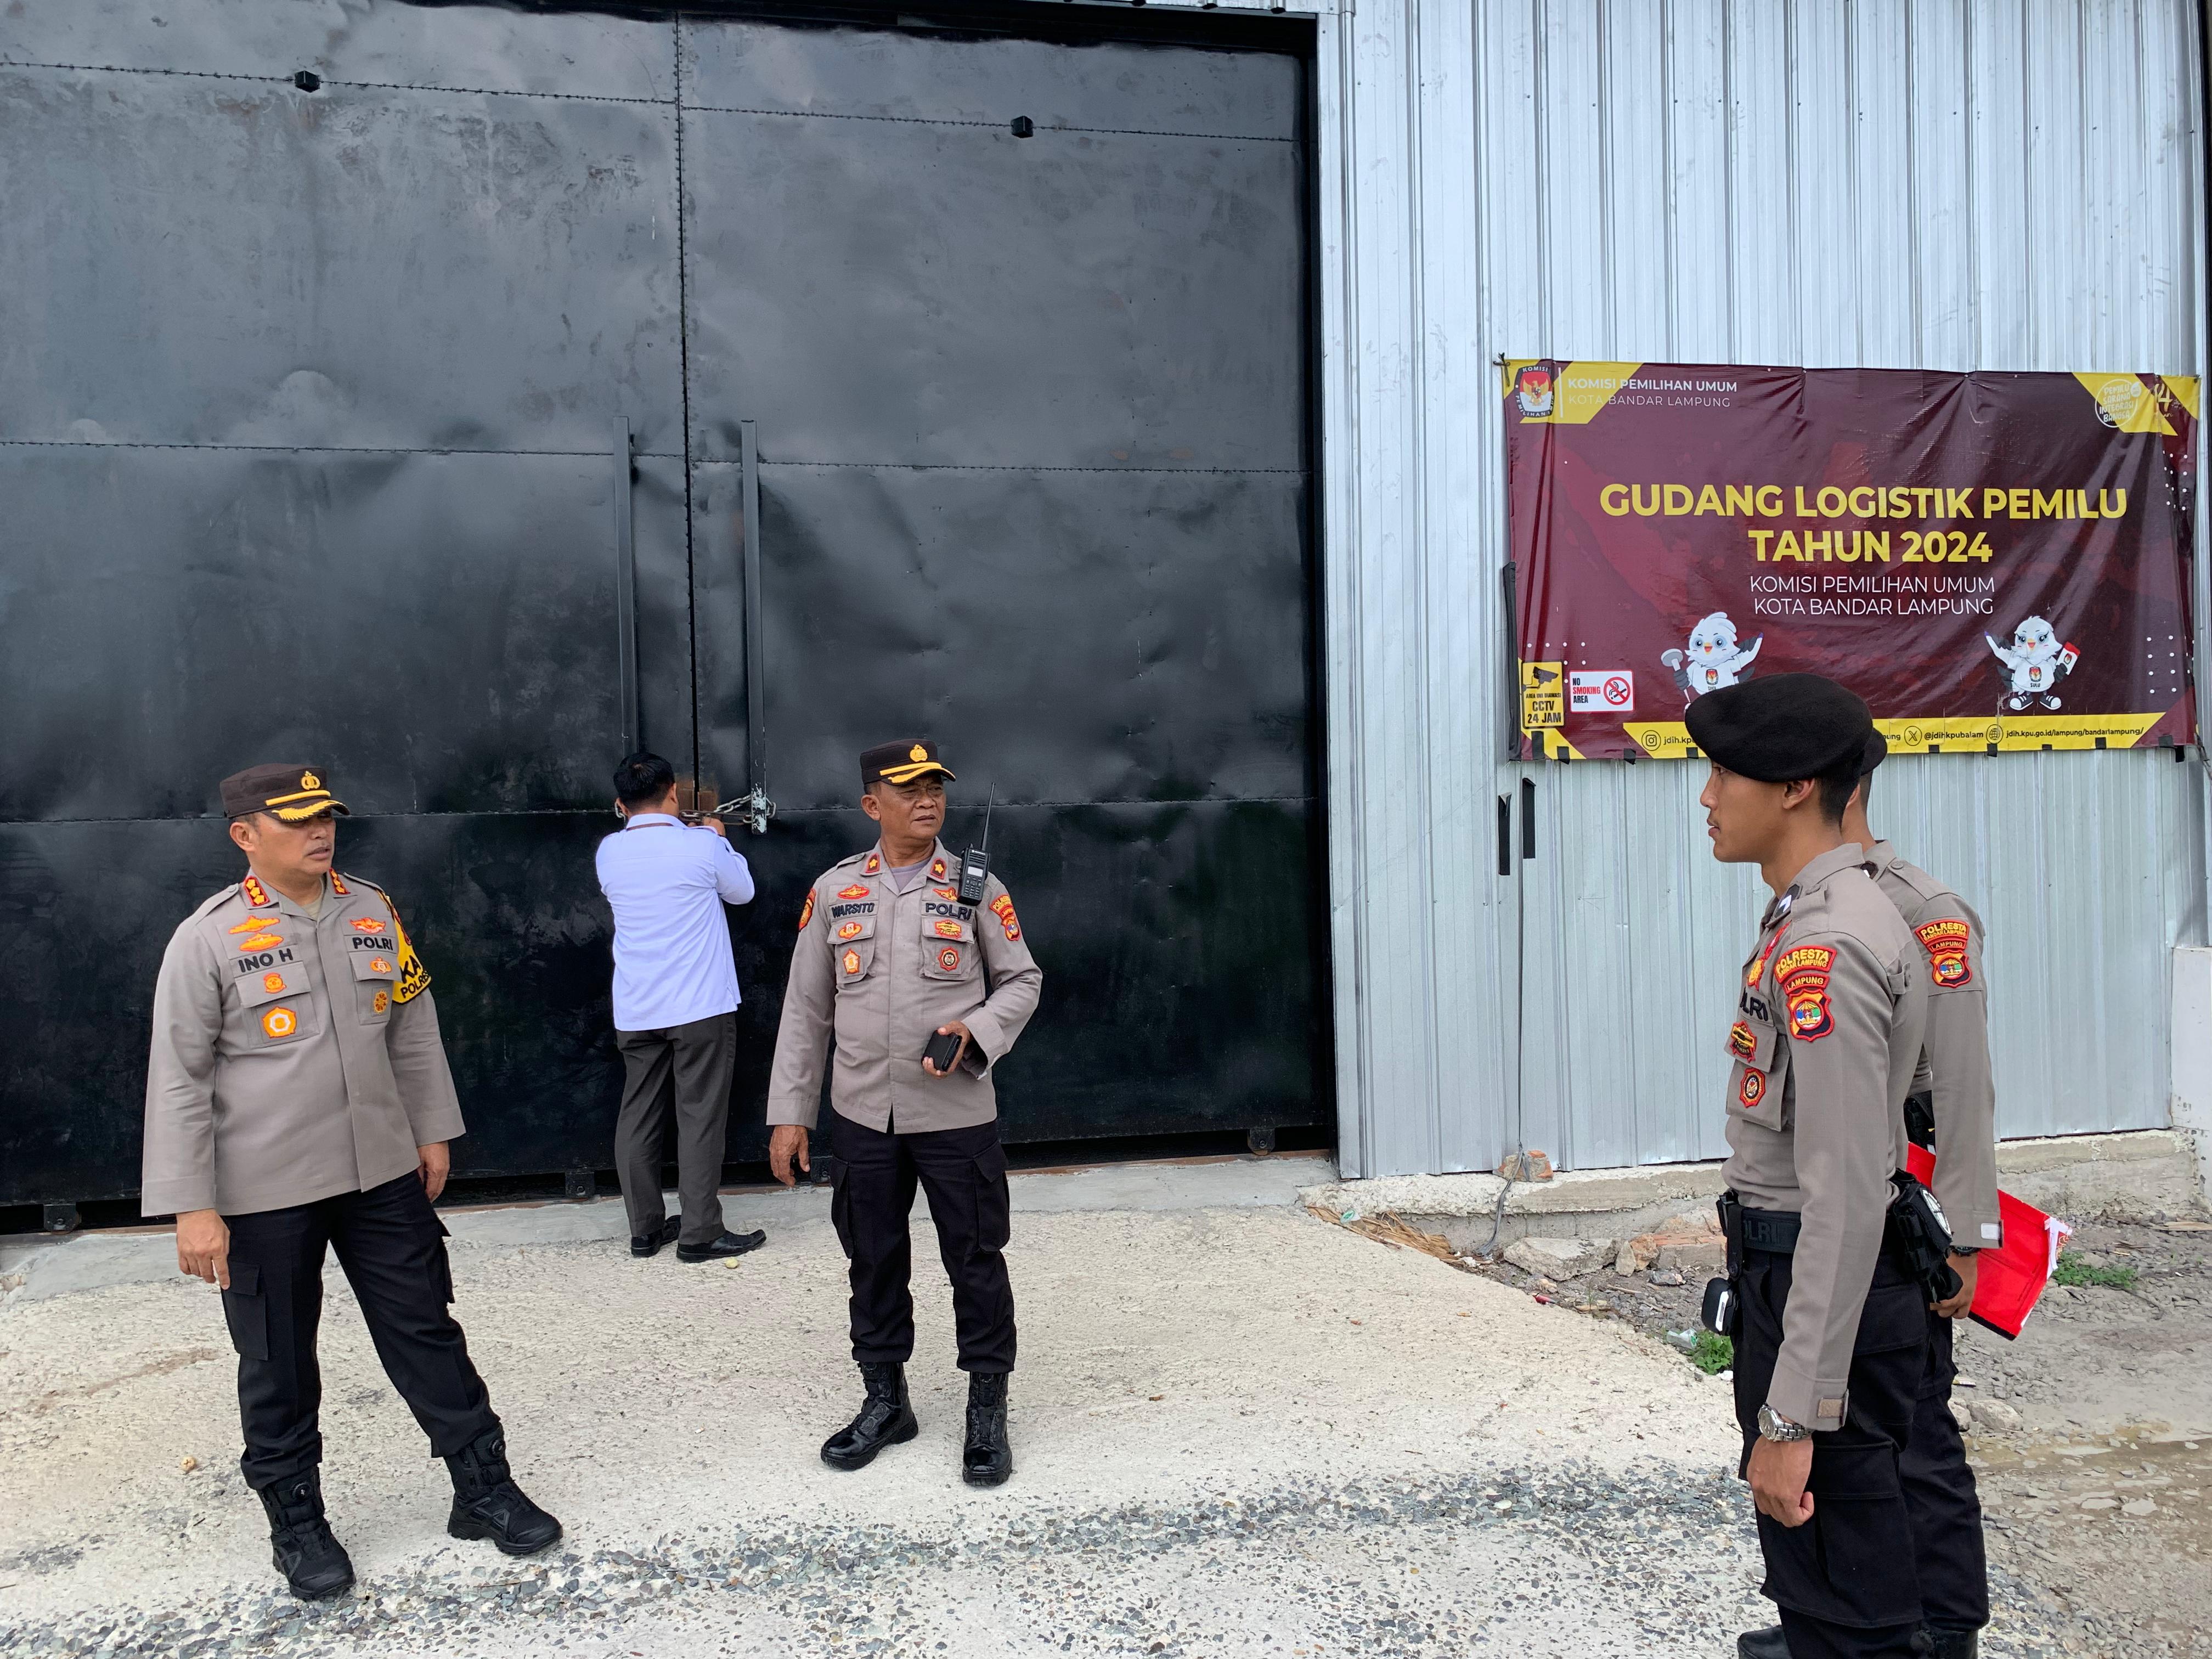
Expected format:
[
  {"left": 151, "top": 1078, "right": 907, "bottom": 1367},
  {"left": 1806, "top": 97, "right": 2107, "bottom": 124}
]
[
  {"left": 835, "top": 938, "right": 876, "bottom": 983},
  {"left": 829, "top": 911, "right": 878, "bottom": 944},
  {"left": 234, "top": 960, "right": 310, "bottom": 1007},
  {"left": 348, "top": 947, "right": 400, "bottom": 982},
  {"left": 1723, "top": 1014, "right": 1779, "bottom": 1071}
]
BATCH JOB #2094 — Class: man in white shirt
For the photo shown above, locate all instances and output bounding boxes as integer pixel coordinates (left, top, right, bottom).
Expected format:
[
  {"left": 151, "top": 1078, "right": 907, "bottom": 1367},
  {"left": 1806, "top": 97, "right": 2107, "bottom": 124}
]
[{"left": 595, "top": 752, "right": 764, "bottom": 1263}]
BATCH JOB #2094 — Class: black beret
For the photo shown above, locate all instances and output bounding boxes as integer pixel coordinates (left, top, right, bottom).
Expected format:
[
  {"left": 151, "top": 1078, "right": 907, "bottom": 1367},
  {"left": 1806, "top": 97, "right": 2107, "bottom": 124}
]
[
  {"left": 1683, "top": 674, "right": 1873, "bottom": 782},
  {"left": 1860, "top": 729, "right": 1889, "bottom": 776}
]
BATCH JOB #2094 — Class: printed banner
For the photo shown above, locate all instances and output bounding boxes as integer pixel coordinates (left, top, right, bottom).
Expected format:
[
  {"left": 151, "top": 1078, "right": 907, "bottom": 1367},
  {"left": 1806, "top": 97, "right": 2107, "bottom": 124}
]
[{"left": 1505, "top": 363, "right": 2199, "bottom": 761}]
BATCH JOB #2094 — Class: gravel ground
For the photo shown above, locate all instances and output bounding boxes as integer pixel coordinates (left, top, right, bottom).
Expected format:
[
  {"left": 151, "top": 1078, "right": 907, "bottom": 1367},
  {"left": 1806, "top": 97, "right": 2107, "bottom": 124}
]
[
  {"left": 0, "top": 1197, "right": 2194, "bottom": 1657},
  {"left": 1462, "top": 1215, "right": 2212, "bottom": 1657}
]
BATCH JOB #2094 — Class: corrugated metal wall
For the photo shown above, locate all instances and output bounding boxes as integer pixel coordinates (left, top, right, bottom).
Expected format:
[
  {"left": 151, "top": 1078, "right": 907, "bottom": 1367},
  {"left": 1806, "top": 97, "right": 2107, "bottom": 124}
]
[{"left": 1317, "top": 0, "right": 2209, "bottom": 1176}]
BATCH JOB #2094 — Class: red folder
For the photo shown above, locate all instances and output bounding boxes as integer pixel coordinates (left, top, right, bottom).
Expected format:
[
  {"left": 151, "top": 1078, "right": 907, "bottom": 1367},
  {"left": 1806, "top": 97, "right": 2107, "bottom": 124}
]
[{"left": 1906, "top": 1143, "right": 2071, "bottom": 1340}]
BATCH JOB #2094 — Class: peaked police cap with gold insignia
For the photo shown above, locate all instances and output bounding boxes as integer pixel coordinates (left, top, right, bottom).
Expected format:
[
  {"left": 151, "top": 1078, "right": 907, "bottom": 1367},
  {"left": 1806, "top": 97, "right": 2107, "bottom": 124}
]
[
  {"left": 219, "top": 764, "right": 351, "bottom": 822},
  {"left": 859, "top": 738, "right": 956, "bottom": 791}
]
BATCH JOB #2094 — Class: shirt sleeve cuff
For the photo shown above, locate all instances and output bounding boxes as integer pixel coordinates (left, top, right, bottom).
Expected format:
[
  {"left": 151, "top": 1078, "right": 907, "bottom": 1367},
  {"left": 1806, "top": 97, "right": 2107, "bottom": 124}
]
[
  {"left": 140, "top": 1179, "right": 217, "bottom": 1218},
  {"left": 766, "top": 1099, "right": 820, "bottom": 1130},
  {"left": 961, "top": 1013, "right": 1005, "bottom": 1074},
  {"left": 1767, "top": 1358, "right": 1850, "bottom": 1432},
  {"left": 405, "top": 1107, "right": 466, "bottom": 1146}
]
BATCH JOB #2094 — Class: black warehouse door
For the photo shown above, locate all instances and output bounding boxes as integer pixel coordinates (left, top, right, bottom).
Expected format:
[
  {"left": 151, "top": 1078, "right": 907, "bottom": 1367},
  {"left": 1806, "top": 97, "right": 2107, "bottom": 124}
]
[{"left": 0, "top": 3, "right": 1322, "bottom": 1209}]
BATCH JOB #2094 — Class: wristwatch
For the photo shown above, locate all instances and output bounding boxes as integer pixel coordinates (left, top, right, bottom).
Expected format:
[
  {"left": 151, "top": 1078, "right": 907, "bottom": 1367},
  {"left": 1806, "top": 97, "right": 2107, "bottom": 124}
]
[{"left": 1757, "top": 1403, "right": 1812, "bottom": 1442}]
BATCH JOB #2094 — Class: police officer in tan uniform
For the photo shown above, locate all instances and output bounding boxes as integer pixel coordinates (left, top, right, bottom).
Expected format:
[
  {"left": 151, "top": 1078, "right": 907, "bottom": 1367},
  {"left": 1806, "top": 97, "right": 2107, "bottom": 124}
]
[
  {"left": 143, "top": 766, "right": 559, "bottom": 1601},
  {"left": 1854, "top": 739, "right": 1997, "bottom": 1659},
  {"left": 1686, "top": 681, "right": 1934, "bottom": 1659},
  {"left": 766, "top": 740, "right": 1042, "bottom": 1486},
  {"left": 1736, "top": 735, "right": 2001, "bottom": 1659}
]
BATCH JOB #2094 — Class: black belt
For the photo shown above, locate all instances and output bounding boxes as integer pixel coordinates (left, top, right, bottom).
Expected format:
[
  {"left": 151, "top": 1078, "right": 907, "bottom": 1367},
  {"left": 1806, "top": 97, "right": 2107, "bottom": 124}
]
[
  {"left": 1740, "top": 1208, "right": 1801, "bottom": 1253},
  {"left": 1719, "top": 1194, "right": 1802, "bottom": 1255}
]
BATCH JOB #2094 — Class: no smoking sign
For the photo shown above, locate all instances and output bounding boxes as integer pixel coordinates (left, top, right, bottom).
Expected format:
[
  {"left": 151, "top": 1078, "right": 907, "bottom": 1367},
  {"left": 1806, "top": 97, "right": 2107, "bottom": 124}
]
[{"left": 1568, "top": 670, "right": 1635, "bottom": 714}]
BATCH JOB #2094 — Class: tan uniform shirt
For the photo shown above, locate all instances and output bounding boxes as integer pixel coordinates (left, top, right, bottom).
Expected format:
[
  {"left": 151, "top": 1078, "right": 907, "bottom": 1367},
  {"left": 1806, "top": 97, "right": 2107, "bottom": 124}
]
[
  {"left": 1863, "top": 841, "right": 2005, "bottom": 1248},
  {"left": 766, "top": 840, "right": 1042, "bottom": 1134},
  {"left": 141, "top": 871, "right": 465, "bottom": 1218},
  {"left": 1722, "top": 843, "right": 1928, "bottom": 1430}
]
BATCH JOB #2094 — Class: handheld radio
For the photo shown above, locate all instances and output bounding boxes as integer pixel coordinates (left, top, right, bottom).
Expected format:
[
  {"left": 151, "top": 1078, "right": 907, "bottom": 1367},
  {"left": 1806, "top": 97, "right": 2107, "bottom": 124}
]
[{"left": 958, "top": 787, "right": 995, "bottom": 906}]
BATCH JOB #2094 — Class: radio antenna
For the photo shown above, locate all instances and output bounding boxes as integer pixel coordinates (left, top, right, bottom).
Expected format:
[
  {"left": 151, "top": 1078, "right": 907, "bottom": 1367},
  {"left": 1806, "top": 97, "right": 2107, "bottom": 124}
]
[{"left": 980, "top": 785, "right": 996, "bottom": 853}]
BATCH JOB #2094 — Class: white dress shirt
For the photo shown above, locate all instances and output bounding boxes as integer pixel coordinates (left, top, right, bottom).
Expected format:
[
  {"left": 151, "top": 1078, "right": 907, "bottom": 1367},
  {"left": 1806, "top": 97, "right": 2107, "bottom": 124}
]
[{"left": 595, "top": 814, "right": 756, "bottom": 1031}]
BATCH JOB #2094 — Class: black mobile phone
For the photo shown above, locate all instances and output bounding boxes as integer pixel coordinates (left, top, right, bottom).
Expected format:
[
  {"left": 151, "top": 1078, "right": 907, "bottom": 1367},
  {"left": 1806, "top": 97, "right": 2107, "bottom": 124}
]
[{"left": 922, "top": 1029, "right": 966, "bottom": 1073}]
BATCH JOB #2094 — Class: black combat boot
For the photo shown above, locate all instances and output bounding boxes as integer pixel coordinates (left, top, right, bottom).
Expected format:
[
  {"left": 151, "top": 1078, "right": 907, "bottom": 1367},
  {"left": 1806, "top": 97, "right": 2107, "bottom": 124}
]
[
  {"left": 444, "top": 1427, "right": 563, "bottom": 1556},
  {"left": 256, "top": 1469, "right": 356, "bottom": 1600},
  {"left": 1734, "top": 1627, "right": 1788, "bottom": 1659},
  {"left": 962, "top": 1370, "right": 1013, "bottom": 1487},
  {"left": 1922, "top": 1627, "right": 1978, "bottom": 1659},
  {"left": 820, "top": 1362, "right": 919, "bottom": 1470}
]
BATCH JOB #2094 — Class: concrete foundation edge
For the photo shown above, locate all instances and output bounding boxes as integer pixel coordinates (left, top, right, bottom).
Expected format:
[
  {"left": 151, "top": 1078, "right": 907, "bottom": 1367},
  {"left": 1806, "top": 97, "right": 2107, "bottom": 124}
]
[{"left": 1301, "top": 1128, "right": 2210, "bottom": 1257}]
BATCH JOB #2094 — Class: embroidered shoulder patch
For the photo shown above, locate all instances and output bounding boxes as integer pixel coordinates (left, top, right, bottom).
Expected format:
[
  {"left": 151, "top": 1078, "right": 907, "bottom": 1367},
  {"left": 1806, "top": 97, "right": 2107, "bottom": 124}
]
[
  {"left": 1785, "top": 977, "right": 1834, "bottom": 1041},
  {"left": 798, "top": 889, "right": 816, "bottom": 932},
  {"left": 989, "top": 891, "right": 1022, "bottom": 942},
  {"left": 1914, "top": 918, "right": 1973, "bottom": 988},
  {"left": 388, "top": 902, "right": 432, "bottom": 1004},
  {"left": 1774, "top": 945, "right": 1836, "bottom": 982}
]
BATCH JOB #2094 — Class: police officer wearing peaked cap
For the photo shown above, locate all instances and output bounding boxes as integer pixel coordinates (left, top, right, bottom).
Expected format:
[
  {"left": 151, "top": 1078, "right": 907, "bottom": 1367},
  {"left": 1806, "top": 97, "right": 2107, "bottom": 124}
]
[
  {"left": 142, "top": 765, "right": 560, "bottom": 1601},
  {"left": 1686, "top": 679, "right": 1936, "bottom": 1659},
  {"left": 765, "top": 738, "right": 1043, "bottom": 1487}
]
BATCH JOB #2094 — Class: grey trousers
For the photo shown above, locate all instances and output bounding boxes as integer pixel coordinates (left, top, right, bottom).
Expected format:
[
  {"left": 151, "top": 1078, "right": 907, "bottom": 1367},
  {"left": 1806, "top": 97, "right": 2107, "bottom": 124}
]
[{"left": 613, "top": 1011, "right": 736, "bottom": 1248}]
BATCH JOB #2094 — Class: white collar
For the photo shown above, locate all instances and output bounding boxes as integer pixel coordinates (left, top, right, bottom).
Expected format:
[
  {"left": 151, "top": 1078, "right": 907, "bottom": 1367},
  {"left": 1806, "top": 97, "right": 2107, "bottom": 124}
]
[{"left": 622, "top": 812, "right": 683, "bottom": 830}]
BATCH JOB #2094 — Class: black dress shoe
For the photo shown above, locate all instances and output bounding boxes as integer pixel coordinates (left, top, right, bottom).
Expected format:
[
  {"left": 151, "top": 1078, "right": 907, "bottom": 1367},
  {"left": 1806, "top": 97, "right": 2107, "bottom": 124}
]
[
  {"left": 821, "top": 1362, "right": 919, "bottom": 1470},
  {"left": 630, "top": 1218, "right": 680, "bottom": 1258},
  {"left": 444, "top": 1428, "right": 562, "bottom": 1556},
  {"left": 962, "top": 1370, "right": 1013, "bottom": 1487},
  {"left": 1736, "top": 1627, "right": 1790, "bottom": 1659},
  {"left": 676, "top": 1228, "right": 767, "bottom": 1263},
  {"left": 1922, "top": 1628, "right": 1978, "bottom": 1659},
  {"left": 257, "top": 1470, "right": 355, "bottom": 1600}
]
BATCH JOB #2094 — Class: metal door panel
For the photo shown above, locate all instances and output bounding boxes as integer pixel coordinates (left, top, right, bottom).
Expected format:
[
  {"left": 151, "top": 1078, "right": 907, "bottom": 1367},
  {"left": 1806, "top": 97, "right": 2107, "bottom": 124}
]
[
  {"left": 717, "top": 799, "right": 1325, "bottom": 1149},
  {"left": 682, "top": 16, "right": 1299, "bottom": 139},
  {"left": 0, "top": 448, "right": 633, "bottom": 822},
  {"left": 0, "top": 0, "right": 675, "bottom": 101},
  {"left": 692, "top": 464, "right": 1310, "bottom": 810},
  {"left": 681, "top": 111, "right": 1303, "bottom": 470},
  {"left": 0, "top": 69, "right": 681, "bottom": 453},
  {"left": 0, "top": 811, "right": 625, "bottom": 1205}
]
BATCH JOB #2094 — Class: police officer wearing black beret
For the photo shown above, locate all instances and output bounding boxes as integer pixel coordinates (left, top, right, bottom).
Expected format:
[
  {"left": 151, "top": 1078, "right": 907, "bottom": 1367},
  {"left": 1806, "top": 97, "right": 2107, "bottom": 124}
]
[{"left": 1686, "top": 677, "right": 1937, "bottom": 1659}]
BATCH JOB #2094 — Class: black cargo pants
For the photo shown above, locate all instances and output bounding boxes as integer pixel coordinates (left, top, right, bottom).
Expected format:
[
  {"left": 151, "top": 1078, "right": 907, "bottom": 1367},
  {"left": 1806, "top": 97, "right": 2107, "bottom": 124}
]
[
  {"left": 1733, "top": 1244, "right": 1931, "bottom": 1659},
  {"left": 1899, "top": 1308, "right": 1990, "bottom": 1631},
  {"left": 219, "top": 1171, "right": 500, "bottom": 1491},
  {"left": 828, "top": 1113, "right": 1016, "bottom": 1374}
]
